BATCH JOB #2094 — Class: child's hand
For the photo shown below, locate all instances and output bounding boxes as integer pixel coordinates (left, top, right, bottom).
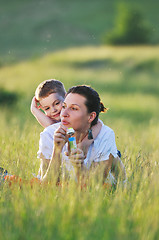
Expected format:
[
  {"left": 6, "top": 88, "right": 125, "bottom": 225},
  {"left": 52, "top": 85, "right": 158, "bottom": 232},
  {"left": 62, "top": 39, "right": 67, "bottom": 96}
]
[
  {"left": 31, "top": 96, "right": 40, "bottom": 113},
  {"left": 30, "top": 96, "right": 56, "bottom": 128}
]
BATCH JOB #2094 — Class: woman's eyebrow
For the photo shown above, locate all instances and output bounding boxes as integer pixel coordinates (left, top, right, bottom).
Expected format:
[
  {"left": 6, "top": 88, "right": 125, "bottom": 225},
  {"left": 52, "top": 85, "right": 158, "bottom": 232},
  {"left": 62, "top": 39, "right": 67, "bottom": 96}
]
[
  {"left": 66, "top": 103, "right": 80, "bottom": 107},
  {"left": 71, "top": 104, "right": 80, "bottom": 107},
  {"left": 63, "top": 101, "right": 81, "bottom": 107}
]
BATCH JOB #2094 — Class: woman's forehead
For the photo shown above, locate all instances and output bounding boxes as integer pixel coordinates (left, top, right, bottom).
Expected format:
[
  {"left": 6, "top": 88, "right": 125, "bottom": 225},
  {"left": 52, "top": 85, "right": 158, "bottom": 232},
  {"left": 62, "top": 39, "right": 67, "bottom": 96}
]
[{"left": 64, "top": 93, "right": 86, "bottom": 105}]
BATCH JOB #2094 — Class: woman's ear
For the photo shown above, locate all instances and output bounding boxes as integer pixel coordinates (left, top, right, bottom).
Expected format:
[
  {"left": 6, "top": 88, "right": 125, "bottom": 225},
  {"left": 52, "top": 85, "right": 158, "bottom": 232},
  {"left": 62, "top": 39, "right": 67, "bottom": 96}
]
[{"left": 88, "top": 112, "right": 96, "bottom": 124}]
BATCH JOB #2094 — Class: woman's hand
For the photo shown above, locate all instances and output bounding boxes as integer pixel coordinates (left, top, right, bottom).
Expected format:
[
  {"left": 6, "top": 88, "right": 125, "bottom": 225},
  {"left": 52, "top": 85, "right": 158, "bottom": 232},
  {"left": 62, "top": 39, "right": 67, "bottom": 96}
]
[
  {"left": 66, "top": 148, "right": 85, "bottom": 169},
  {"left": 54, "top": 124, "right": 68, "bottom": 149},
  {"left": 66, "top": 148, "right": 86, "bottom": 183}
]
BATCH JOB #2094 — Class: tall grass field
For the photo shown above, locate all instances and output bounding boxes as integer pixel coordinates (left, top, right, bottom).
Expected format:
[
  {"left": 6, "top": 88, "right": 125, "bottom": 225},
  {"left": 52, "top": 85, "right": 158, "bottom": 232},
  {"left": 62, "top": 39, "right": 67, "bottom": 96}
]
[
  {"left": 0, "top": 0, "right": 159, "bottom": 239},
  {"left": 0, "top": 45, "right": 159, "bottom": 239}
]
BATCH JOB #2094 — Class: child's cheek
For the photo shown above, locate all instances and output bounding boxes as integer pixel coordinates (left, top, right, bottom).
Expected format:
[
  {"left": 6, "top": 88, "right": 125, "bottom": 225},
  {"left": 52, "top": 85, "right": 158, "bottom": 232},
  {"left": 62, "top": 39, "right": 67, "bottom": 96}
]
[{"left": 59, "top": 103, "right": 63, "bottom": 110}]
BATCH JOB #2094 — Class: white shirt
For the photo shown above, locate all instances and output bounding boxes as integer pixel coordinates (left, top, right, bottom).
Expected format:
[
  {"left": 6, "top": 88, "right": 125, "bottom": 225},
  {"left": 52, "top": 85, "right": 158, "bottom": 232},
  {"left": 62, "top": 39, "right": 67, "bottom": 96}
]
[
  {"left": 37, "top": 122, "right": 60, "bottom": 160},
  {"left": 37, "top": 121, "right": 118, "bottom": 183}
]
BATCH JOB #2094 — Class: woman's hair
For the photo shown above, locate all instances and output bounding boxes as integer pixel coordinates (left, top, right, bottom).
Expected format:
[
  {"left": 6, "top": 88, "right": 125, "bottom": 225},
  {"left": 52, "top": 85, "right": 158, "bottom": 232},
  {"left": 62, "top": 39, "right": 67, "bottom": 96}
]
[
  {"left": 35, "top": 79, "right": 66, "bottom": 101},
  {"left": 66, "top": 85, "right": 108, "bottom": 126}
]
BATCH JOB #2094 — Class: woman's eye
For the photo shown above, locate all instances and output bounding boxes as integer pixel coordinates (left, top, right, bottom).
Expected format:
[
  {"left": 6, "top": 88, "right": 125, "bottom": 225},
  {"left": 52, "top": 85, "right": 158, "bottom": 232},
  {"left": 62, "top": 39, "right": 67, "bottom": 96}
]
[
  {"left": 62, "top": 105, "right": 66, "bottom": 109},
  {"left": 45, "top": 107, "right": 49, "bottom": 111},
  {"left": 71, "top": 107, "right": 78, "bottom": 111}
]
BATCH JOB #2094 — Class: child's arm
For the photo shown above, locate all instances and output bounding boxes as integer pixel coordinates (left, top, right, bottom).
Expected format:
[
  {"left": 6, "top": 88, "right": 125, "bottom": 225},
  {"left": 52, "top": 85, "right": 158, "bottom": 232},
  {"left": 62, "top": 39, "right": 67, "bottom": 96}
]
[
  {"left": 92, "top": 119, "right": 102, "bottom": 138},
  {"left": 30, "top": 96, "right": 56, "bottom": 128},
  {"left": 77, "top": 120, "right": 102, "bottom": 155}
]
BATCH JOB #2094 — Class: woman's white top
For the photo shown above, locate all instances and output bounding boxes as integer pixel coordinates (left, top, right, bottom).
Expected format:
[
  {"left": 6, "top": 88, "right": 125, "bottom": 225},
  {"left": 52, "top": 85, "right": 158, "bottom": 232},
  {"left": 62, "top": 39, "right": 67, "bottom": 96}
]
[{"left": 37, "top": 121, "right": 118, "bottom": 184}]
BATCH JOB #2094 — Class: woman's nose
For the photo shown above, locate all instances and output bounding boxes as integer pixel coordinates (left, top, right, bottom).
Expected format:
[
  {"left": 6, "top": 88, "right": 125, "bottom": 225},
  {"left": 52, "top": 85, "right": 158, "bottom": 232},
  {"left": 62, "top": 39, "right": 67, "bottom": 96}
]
[{"left": 61, "top": 108, "right": 69, "bottom": 117}]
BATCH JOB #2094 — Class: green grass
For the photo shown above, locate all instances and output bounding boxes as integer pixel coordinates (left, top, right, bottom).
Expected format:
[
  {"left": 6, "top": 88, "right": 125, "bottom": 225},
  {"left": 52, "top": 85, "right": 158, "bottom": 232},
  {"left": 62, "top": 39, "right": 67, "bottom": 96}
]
[
  {"left": 0, "top": 2, "right": 159, "bottom": 238},
  {"left": 0, "top": 45, "right": 159, "bottom": 239}
]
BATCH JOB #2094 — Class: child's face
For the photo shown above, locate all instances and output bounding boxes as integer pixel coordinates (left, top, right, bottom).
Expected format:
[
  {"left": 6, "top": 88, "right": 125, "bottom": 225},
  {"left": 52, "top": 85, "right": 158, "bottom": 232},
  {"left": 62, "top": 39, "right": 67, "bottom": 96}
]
[{"left": 39, "top": 93, "right": 64, "bottom": 122}]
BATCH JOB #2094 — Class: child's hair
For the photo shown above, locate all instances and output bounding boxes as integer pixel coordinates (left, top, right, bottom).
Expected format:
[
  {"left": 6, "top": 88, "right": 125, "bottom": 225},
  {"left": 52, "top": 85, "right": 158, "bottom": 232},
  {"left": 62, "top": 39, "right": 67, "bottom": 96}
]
[
  {"left": 66, "top": 85, "right": 108, "bottom": 126},
  {"left": 35, "top": 79, "right": 66, "bottom": 101}
]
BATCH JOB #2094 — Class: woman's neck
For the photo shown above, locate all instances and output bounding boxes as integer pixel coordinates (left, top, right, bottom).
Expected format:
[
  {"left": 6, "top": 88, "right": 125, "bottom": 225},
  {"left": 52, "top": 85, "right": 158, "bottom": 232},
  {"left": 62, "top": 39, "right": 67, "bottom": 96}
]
[{"left": 75, "top": 130, "right": 88, "bottom": 144}]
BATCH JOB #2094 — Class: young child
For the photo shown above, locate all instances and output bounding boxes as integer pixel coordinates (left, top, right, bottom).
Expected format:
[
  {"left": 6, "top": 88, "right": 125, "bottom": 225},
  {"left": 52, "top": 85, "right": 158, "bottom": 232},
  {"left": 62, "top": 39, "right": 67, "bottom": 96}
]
[{"left": 31, "top": 79, "right": 66, "bottom": 128}]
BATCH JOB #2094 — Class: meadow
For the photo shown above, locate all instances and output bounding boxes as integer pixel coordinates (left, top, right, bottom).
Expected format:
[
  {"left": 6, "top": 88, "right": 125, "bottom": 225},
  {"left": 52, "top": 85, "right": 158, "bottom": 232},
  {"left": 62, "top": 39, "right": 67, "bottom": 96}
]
[
  {"left": 0, "top": 0, "right": 159, "bottom": 239},
  {"left": 0, "top": 45, "right": 159, "bottom": 239},
  {"left": 0, "top": 0, "right": 158, "bottom": 65}
]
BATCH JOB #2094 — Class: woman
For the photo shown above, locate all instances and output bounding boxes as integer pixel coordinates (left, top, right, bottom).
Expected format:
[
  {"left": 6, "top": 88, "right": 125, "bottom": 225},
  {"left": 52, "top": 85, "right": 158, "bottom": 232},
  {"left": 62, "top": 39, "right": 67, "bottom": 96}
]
[{"left": 38, "top": 85, "right": 126, "bottom": 186}]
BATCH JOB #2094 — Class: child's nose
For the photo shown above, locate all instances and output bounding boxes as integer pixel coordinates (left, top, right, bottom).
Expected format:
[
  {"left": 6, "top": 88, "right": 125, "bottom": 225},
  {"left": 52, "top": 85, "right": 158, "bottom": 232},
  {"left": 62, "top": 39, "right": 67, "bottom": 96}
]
[{"left": 51, "top": 106, "right": 57, "bottom": 112}]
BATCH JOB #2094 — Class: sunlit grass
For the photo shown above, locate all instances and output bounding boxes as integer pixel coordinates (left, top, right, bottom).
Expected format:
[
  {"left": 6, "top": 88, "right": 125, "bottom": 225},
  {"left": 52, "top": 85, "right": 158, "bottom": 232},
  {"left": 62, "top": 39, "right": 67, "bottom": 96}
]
[
  {"left": 0, "top": 45, "right": 159, "bottom": 239},
  {"left": 1, "top": 119, "right": 159, "bottom": 239}
]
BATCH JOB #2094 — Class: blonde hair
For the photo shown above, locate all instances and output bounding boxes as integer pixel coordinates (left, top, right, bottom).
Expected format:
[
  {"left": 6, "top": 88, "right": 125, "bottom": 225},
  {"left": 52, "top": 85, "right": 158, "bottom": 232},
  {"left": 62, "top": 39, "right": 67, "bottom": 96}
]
[{"left": 35, "top": 79, "right": 66, "bottom": 101}]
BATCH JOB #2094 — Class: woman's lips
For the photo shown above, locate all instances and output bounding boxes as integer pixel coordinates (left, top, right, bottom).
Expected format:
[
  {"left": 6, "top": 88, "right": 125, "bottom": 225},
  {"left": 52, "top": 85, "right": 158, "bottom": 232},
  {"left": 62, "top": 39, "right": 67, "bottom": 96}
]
[{"left": 61, "top": 120, "right": 70, "bottom": 125}]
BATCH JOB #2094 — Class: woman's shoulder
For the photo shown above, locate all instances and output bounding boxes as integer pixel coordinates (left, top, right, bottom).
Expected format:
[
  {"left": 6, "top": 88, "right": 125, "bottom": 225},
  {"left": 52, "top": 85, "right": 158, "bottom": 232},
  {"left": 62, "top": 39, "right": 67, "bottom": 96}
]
[
  {"left": 93, "top": 123, "right": 115, "bottom": 152},
  {"left": 91, "top": 122, "right": 117, "bottom": 161},
  {"left": 97, "top": 121, "right": 115, "bottom": 139}
]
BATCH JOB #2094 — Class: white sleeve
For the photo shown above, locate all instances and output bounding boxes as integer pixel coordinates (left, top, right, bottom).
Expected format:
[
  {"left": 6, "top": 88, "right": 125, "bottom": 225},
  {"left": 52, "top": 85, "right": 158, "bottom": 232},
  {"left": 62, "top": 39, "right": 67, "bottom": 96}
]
[
  {"left": 37, "top": 125, "right": 56, "bottom": 160},
  {"left": 93, "top": 130, "right": 118, "bottom": 162}
]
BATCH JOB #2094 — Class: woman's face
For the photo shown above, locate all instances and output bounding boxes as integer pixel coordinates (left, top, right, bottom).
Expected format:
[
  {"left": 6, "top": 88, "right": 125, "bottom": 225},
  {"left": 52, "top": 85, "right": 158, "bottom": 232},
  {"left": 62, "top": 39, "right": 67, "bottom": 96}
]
[{"left": 60, "top": 93, "right": 91, "bottom": 132}]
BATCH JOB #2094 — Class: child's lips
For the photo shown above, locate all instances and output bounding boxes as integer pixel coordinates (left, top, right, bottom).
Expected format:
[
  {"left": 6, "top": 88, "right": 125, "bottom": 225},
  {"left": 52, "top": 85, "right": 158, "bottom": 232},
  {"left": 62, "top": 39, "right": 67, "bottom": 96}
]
[{"left": 51, "top": 112, "right": 60, "bottom": 118}]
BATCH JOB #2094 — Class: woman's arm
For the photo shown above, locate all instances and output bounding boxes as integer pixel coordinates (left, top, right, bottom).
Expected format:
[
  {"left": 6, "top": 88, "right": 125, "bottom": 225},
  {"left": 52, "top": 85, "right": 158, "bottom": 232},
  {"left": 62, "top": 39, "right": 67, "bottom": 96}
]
[
  {"left": 69, "top": 150, "right": 114, "bottom": 185},
  {"left": 90, "top": 154, "right": 114, "bottom": 184},
  {"left": 42, "top": 146, "right": 62, "bottom": 183},
  {"left": 111, "top": 156, "right": 126, "bottom": 181},
  {"left": 38, "top": 156, "right": 50, "bottom": 179},
  {"left": 42, "top": 124, "right": 68, "bottom": 183},
  {"left": 67, "top": 148, "right": 86, "bottom": 183},
  {"left": 31, "top": 96, "right": 56, "bottom": 128}
]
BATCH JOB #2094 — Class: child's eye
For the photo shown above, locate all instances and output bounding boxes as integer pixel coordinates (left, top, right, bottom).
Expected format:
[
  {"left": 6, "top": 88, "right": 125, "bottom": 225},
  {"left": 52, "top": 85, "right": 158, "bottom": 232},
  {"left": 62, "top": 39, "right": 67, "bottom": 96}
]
[
  {"left": 55, "top": 101, "right": 60, "bottom": 105},
  {"left": 45, "top": 107, "right": 50, "bottom": 111},
  {"left": 62, "top": 104, "right": 66, "bottom": 109}
]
